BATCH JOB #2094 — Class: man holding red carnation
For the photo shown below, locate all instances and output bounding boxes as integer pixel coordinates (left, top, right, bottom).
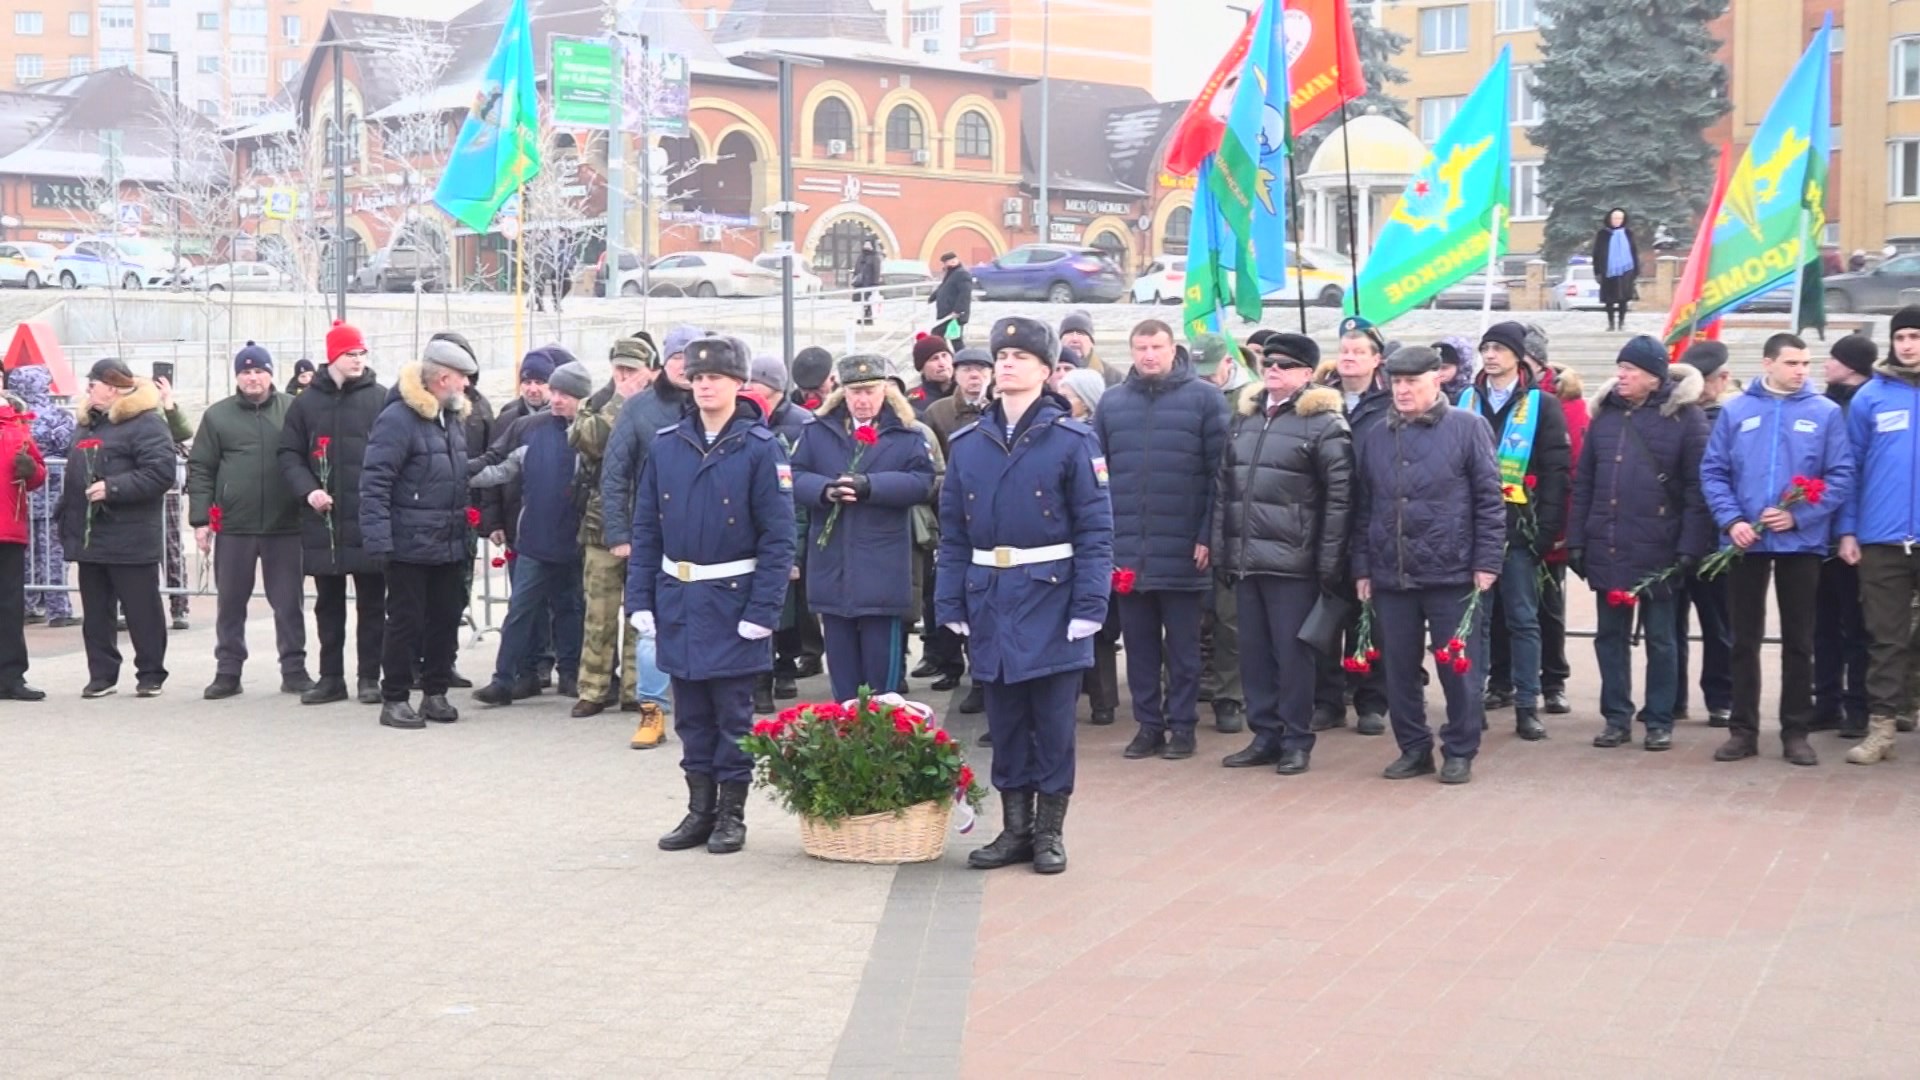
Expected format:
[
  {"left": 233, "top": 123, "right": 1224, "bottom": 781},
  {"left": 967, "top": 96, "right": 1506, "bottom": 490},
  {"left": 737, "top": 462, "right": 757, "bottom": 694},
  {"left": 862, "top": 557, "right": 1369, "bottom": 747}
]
[{"left": 1700, "top": 333, "right": 1855, "bottom": 766}]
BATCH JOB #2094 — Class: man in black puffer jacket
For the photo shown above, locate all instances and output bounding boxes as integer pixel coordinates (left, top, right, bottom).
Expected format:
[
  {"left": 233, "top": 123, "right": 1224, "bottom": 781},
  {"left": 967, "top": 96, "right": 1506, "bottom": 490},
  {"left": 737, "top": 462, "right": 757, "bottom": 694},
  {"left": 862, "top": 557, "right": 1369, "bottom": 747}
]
[
  {"left": 360, "top": 339, "right": 478, "bottom": 730},
  {"left": 1352, "top": 346, "right": 1506, "bottom": 786},
  {"left": 59, "top": 358, "right": 179, "bottom": 698},
  {"left": 1093, "top": 318, "right": 1229, "bottom": 762},
  {"left": 1212, "top": 334, "right": 1352, "bottom": 775},
  {"left": 278, "top": 322, "right": 388, "bottom": 705}
]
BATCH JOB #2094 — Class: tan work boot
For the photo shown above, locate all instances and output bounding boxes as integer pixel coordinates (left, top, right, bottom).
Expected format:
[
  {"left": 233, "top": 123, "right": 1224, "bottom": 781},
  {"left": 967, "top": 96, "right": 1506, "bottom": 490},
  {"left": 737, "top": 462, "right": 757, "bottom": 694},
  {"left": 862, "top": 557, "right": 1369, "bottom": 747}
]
[
  {"left": 1846, "top": 715, "right": 1899, "bottom": 765},
  {"left": 630, "top": 702, "right": 667, "bottom": 750}
]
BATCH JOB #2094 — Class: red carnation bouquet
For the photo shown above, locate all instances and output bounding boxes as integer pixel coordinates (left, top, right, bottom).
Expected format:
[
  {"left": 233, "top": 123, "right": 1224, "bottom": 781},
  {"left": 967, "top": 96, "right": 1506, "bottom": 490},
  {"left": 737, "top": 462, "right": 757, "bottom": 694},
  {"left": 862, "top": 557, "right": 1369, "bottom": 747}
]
[
  {"left": 1343, "top": 603, "right": 1379, "bottom": 675},
  {"left": 74, "top": 438, "right": 103, "bottom": 546},
  {"left": 311, "top": 435, "right": 336, "bottom": 557},
  {"left": 816, "top": 424, "right": 880, "bottom": 549},
  {"left": 1112, "top": 567, "right": 1137, "bottom": 595},
  {"left": 1698, "top": 474, "right": 1828, "bottom": 580}
]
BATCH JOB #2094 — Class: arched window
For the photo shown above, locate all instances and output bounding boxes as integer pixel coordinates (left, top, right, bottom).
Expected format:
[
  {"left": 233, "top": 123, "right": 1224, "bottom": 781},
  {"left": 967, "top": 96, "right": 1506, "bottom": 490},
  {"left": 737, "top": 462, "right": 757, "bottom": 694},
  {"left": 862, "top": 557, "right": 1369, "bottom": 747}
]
[
  {"left": 813, "top": 97, "right": 854, "bottom": 150},
  {"left": 885, "top": 104, "right": 925, "bottom": 153},
  {"left": 1164, "top": 205, "right": 1192, "bottom": 255},
  {"left": 954, "top": 110, "right": 992, "bottom": 160},
  {"left": 1090, "top": 230, "right": 1128, "bottom": 269},
  {"left": 346, "top": 114, "right": 364, "bottom": 162}
]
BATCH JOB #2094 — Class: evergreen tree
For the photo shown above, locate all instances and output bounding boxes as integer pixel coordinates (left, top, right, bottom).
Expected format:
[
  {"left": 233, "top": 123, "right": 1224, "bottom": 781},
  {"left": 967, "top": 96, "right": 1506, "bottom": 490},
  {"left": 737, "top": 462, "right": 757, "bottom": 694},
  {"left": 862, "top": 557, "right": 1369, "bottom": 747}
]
[
  {"left": 1532, "top": 0, "right": 1729, "bottom": 263},
  {"left": 1293, "top": 6, "right": 1410, "bottom": 165}
]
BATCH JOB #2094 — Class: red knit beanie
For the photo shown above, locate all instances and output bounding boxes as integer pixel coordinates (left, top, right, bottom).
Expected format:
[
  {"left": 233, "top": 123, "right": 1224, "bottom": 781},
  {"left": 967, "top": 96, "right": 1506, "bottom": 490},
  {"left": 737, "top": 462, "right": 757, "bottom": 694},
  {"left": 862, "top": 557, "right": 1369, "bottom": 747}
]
[{"left": 325, "top": 319, "right": 366, "bottom": 362}]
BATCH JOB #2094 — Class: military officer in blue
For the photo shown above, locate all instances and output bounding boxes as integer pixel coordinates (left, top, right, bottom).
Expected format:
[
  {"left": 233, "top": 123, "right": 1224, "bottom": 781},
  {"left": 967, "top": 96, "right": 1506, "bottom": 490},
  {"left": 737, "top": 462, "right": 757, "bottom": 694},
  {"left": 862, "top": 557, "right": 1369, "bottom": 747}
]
[
  {"left": 938, "top": 316, "right": 1113, "bottom": 876},
  {"left": 792, "top": 354, "right": 937, "bottom": 702},
  {"left": 626, "top": 336, "right": 797, "bottom": 855}
]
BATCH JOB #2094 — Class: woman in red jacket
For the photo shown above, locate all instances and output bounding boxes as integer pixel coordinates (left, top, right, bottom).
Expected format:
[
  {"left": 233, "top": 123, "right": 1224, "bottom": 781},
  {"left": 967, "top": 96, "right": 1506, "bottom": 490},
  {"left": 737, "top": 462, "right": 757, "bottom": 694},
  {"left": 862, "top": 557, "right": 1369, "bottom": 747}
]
[{"left": 1, "top": 391, "right": 48, "bottom": 699}]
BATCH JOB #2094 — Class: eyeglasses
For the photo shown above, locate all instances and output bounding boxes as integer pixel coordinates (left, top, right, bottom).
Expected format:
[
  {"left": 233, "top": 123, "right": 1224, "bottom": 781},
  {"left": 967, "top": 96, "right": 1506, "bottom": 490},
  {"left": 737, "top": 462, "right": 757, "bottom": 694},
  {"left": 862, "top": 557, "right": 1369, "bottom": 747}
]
[{"left": 1261, "top": 357, "right": 1302, "bottom": 369}]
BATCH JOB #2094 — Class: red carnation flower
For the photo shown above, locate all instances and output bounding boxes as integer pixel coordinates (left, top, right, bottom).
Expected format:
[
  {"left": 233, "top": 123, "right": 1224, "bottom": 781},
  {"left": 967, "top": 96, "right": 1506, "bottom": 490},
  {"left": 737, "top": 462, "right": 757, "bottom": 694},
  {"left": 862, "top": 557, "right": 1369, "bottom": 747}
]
[
  {"left": 1447, "top": 637, "right": 1466, "bottom": 657},
  {"left": 75, "top": 438, "right": 102, "bottom": 452},
  {"left": 490, "top": 556, "right": 506, "bottom": 568},
  {"left": 1452, "top": 656, "right": 1471, "bottom": 675},
  {"left": 957, "top": 765, "right": 975, "bottom": 790},
  {"left": 1433, "top": 648, "right": 1451, "bottom": 666},
  {"left": 315, "top": 436, "right": 331, "bottom": 450},
  {"left": 854, "top": 426, "right": 880, "bottom": 446},
  {"left": 465, "top": 506, "right": 481, "bottom": 528},
  {"left": 1365, "top": 648, "right": 1380, "bottom": 662},
  {"left": 1112, "top": 567, "right": 1137, "bottom": 595},
  {"left": 208, "top": 505, "right": 223, "bottom": 533},
  {"left": 933, "top": 728, "right": 952, "bottom": 745},
  {"left": 1524, "top": 474, "right": 1537, "bottom": 489}
]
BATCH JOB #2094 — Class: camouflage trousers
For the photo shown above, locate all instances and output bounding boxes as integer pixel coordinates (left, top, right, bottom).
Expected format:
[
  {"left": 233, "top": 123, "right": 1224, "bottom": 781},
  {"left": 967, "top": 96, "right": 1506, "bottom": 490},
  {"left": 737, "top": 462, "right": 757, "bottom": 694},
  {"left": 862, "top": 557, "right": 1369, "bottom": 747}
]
[
  {"left": 24, "top": 505, "right": 71, "bottom": 619},
  {"left": 579, "top": 545, "right": 638, "bottom": 707}
]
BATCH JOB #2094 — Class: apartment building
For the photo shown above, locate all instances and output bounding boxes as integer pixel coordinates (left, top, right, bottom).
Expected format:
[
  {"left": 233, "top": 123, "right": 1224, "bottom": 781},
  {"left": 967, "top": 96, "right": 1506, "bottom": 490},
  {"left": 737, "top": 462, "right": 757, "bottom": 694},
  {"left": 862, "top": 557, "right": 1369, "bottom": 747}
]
[{"left": 871, "top": 0, "right": 1155, "bottom": 90}]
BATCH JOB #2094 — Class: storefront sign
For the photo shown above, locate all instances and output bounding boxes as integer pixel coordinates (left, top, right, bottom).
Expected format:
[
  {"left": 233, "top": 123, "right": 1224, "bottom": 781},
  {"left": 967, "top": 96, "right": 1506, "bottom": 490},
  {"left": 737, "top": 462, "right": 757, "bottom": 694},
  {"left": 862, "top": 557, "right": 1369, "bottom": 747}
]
[
  {"left": 31, "top": 181, "right": 90, "bottom": 210},
  {"left": 1157, "top": 171, "right": 1197, "bottom": 191},
  {"left": 1049, "top": 220, "right": 1083, "bottom": 242},
  {"left": 1063, "top": 198, "right": 1133, "bottom": 215},
  {"left": 551, "top": 36, "right": 615, "bottom": 128}
]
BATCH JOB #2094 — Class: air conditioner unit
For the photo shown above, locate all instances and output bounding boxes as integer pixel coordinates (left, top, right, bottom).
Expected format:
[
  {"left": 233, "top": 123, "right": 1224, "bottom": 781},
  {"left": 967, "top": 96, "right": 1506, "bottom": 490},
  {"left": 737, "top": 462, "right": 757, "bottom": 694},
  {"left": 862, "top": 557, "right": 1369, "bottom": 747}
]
[
  {"left": 1002, "top": 197, "right": 1022, "bottom": 212},
  {"left": 827, "top": 139, "right": 848, "bottom": 157},
  {"left": 911, "top": 149, "right": 930, "bottom": 164},
  {"left": 1003, "top": 211, "right": 1022, "bottom": 228},
  {"left": 699, "top": 223, "right": 723, "bottom": 243}
]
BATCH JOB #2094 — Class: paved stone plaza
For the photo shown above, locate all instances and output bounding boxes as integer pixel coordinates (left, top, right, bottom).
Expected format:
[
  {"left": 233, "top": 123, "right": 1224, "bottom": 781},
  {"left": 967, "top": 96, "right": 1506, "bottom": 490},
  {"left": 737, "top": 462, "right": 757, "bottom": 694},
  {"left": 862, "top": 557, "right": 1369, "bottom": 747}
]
[{"left": 8, "top": 590, "right": 1920, "bottom": 1078}]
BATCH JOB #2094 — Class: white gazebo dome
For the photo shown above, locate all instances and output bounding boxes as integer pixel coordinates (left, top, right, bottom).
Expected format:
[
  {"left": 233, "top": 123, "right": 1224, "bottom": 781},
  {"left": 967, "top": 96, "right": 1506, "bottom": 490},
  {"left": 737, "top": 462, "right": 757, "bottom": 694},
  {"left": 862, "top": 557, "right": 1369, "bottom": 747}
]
[{"left": 1299, "top": 115, "right": 1430, "bottom": 259}]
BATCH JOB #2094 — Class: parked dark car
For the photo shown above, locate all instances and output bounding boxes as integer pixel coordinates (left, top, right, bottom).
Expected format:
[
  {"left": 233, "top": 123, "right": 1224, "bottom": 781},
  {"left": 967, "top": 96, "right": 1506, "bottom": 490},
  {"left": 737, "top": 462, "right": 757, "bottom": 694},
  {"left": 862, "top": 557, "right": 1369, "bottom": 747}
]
[
  {"left": 969, "top": 244, "right": 1127, "bottom": 304},
  {"left": 350, "top": 244, "right": 446, "bottom": 293},
  {"left": 1823, "top": 252, "right": 1920, "bottom": 314}
]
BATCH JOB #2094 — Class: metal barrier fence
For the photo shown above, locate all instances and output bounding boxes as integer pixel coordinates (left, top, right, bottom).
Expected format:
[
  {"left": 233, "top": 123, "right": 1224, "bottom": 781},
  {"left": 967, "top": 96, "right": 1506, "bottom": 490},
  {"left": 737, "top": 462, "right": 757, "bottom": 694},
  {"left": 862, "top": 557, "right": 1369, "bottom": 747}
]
[{"left": 25, "top": 456, "right": 515, "bottom": 647}]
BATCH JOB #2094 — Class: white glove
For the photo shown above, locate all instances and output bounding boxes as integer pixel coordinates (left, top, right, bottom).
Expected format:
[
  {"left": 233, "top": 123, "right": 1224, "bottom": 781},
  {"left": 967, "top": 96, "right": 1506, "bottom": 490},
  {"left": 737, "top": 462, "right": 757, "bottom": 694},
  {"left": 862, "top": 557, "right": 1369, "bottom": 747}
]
[
  {"left": 944, "top": 622, "right": 970, "bottom": 637},
  {"left": 629, "top": 611, "right": 656, "bottom": 637},
  {"left": 1067, "top": 619, "right": 1103, "bottom": 642},
  {"left": 737, "top": 621, "right": 773, "bottom": 641}
]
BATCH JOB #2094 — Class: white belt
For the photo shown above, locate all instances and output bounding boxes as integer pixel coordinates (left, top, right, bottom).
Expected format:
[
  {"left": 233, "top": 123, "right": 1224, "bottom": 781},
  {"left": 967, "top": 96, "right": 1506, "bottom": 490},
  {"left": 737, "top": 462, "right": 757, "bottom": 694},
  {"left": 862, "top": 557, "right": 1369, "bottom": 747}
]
[
  {"left": 971, "top": 543, "right": 1074, "bottom": 569},
  {"left": 661, "top": 556, "right": 757, "bottom": 582}
]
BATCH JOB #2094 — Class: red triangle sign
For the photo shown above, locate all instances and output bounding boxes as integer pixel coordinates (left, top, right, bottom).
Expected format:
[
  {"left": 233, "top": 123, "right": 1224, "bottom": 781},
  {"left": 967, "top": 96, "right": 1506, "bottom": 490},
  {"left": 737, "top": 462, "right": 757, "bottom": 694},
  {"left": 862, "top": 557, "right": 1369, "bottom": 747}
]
[{"left": 3, "top": 321, "right": 77, "bottom": 396}]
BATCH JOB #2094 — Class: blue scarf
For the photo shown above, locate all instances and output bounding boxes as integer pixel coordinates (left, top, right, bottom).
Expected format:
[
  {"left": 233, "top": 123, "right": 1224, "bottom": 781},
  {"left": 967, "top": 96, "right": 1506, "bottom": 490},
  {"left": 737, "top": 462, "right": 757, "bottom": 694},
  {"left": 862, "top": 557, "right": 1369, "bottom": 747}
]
[{"left": 1607, "top": 227, "right": 1634, "bottom": 279}]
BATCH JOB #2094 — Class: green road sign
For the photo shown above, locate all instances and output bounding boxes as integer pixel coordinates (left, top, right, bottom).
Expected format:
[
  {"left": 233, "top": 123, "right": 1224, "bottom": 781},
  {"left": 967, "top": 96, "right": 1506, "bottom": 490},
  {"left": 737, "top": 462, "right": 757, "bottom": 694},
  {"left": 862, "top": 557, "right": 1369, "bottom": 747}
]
[{"left": 551, "top": 36, "right": 614, "bottom": 128}]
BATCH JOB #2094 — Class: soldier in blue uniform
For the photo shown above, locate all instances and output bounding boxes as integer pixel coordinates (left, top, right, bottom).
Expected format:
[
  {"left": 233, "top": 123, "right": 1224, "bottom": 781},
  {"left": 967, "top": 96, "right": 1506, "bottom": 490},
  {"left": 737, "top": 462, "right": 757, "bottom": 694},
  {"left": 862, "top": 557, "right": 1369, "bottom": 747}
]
[
  {"left": 625, "top": 337, "right": 797, "bottom": 855},
  {"left": 938, "top": 316, "right": 1113, "bottom": 876},
  {"left": 792, "top": 354, "right": 937, "bottom": 702}
]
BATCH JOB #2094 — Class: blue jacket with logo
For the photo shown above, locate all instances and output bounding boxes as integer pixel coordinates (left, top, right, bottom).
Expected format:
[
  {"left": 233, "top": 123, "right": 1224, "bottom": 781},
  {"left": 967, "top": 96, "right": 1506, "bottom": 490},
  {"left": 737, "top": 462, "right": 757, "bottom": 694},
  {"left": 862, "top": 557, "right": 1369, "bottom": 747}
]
[
  {"left": 1838, "top": 360, "right": 1920, "bottom": 545},
  {"left": 624, "top": 399, "right": 797, "bottom": 680},
  {"left": 936, "top": 392, "right": 1113, "bottom": 683},
  {"left": 791, "top": 386, "right": 935, "bottom": 619},
  {"left": 1701, "top": 378, "right": 1854, "bottom": 555}
]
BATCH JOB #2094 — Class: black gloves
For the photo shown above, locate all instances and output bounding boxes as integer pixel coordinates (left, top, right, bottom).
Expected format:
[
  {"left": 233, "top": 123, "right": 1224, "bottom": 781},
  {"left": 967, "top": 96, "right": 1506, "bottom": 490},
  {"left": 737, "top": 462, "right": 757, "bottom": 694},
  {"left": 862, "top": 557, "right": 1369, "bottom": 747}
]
[
  {"left": 1677, "top": 554, "right": 1699, "bottom": 575},
  {"left": 1566, "top": 548, "right": 1586, "bottom": 580},
  {"left": 828, "top": 474, "right": 871, "bottom": 503},
  {"left": 12, "top": 447, "right": 33, "bottom": 482}
]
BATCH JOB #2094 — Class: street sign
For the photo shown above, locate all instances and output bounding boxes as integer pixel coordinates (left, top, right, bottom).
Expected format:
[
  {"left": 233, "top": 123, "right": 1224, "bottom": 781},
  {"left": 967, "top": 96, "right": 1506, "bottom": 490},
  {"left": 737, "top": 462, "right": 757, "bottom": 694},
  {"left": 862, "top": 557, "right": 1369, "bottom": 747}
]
[
  {"left": 621, "top": 48, "right": 689, "bottom": 137},
  {"left": 263, "top": 188, "right": 298, "bottom": 221},
  {"left": 551, "top": 36, "right": 615, "bottom": 128}
]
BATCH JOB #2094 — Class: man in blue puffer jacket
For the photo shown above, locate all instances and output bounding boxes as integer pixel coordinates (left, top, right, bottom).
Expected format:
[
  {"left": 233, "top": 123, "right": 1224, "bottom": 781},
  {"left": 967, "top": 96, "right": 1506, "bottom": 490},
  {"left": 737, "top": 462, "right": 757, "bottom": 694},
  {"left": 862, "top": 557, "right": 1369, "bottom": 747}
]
[
  {"left": 792, "top": 355, "right": 935, "bottom": 702},
  {"left": 360, "top": 339, "right": 477, "bottom": 730},
  {"left": 1837, "top": 305, "right": 1920, "bottom": 764},
  {"left": 1093, "top": 318, "right": 1229, "bottom": 763},
  {"left": 1700, "top": 333, "right": 1855, "bottom": 767}
]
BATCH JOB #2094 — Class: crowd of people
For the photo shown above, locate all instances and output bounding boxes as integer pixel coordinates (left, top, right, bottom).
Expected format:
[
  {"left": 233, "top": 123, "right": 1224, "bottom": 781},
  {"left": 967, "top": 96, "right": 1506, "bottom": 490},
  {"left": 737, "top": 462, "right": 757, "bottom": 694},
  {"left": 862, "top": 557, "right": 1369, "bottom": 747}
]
[{"left": 4, "top": 301, "right": 1917, "bottom": 875}]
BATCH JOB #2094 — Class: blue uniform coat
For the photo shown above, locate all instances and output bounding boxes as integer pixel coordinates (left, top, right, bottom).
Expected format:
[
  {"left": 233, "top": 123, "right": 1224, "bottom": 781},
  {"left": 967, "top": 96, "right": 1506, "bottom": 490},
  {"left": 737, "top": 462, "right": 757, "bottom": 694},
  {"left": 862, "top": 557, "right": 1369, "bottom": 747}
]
[
  {"left": 624, "top": 399, "right": 797, "bottom": 680},
  {"left": 1091, "top": 358, "right": 1228, "bottom": 591},
  {"left": 936, "top": 392, "right": 1113, "bottom": 683},
  {"left": 791, "top": 385, "right": 935, "bottom": 619},
  {"left": 1837, "top": 359, "right": 1920, "bottom": 546},
  {"left": 359, "top": 363, "right": 472, "bottom": 566},
  {"left": 1700, "top": 378, "right": 1855, "bottom": 556}
]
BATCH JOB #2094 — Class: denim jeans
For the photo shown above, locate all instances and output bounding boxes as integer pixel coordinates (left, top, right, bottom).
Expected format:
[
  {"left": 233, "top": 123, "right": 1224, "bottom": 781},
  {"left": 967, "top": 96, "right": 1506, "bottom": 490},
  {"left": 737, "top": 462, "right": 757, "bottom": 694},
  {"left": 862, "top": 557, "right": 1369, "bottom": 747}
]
[
  {"left": 1595, "top": 592, "right": 1678, "bottom": 732},
  {"left": 629, "top": 622, "right": 673, "bottom": 708},
  {"left": 491, "top": 555, "right": 584, "bottom": 686},
  {"left": 1495, "top": 546, "right": 1544, "bottom": 708}
]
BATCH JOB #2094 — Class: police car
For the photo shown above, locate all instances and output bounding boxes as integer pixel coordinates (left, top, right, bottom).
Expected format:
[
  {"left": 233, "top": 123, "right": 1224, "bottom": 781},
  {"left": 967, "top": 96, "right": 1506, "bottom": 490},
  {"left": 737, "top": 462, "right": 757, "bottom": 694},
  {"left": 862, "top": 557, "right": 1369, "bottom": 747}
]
[{"left": 52, "top": 236, "right": 188, "bottom": 290}]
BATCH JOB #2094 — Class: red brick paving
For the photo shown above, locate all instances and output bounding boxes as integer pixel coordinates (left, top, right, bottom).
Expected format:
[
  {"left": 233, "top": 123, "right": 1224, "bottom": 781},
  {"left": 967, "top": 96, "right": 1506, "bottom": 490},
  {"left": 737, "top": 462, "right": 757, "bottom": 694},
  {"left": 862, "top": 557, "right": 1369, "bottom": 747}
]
[{"left": 964, "top": 619, "right": 1920, "bottom": 1077}]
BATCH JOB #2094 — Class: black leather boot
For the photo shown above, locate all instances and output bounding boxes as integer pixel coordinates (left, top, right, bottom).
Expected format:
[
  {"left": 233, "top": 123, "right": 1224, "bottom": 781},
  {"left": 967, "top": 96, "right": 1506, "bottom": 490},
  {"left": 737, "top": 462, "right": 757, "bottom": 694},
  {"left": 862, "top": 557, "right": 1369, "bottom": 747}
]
[
  {"left": 967, "top": 790, "right": 1036, "bottom": 869},
  {"left": 659, "top": 774, "right": 718, "bottom": 851},
  {"left": 707, "top": 781, "right": 750, "bottom": 854},
  {"left": 356, "top": 678, "right": 382, "bottom": 705},
  {"left": 420, "top": 694, "right": 459, "bottom": 724},
  {"left": 379, "top": 700, "right": 424, "bottom": 730},
  {"left": 302, "top": 676, "right": 349, "bottom": 705},
  {"left": 1515, "top": 707, "right": 1547, "bottom": 741},
  {"left": 1031, "top": 793, "right": 1070, "bottom": 875},
  {"left": 753, "top": 676, "right": 776, "bottom": 715}
]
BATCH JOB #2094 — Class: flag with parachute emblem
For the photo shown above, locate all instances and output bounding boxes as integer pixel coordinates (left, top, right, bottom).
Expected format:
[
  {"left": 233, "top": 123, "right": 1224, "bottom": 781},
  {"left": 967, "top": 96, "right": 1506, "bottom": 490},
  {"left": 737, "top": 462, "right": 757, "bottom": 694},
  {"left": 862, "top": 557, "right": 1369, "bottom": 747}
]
[
  {"left": 1182, "top": 158, "right": 1238, "bottom": 337},
  {"left": 1344, "top": 47, "right": 1511, "bottom": 325},
  {"left": 1687, "top": 17, "right": 1832, "bottom": 331},
  {"left": 1207, "top": 0, "right": 1291, "bottom": 318},
  {"left": 433, "top": 0, "right": 541, "bottom": 233}
]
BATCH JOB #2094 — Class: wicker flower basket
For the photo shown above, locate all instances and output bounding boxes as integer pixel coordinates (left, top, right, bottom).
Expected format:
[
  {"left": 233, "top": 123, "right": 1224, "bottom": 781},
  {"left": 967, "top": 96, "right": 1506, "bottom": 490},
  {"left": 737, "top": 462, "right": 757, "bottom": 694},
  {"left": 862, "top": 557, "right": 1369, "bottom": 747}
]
[{"left": 799, "top": 798, "right": 954, "bottom": 864}]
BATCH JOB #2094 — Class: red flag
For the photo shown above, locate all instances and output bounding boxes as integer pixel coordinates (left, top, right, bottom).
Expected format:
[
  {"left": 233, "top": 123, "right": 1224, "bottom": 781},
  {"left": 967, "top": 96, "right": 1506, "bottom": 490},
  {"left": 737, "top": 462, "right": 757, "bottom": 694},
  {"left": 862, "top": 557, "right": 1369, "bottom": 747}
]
[
  {"left": 1288, "top": 0, "right": 1368, "bottom": 134},
  {"left": 1165, "top": 0, "right": 1368, "bottom": 176},
  {"left": 1664, "top": 143, "right": 1734, "bottom": 356}
]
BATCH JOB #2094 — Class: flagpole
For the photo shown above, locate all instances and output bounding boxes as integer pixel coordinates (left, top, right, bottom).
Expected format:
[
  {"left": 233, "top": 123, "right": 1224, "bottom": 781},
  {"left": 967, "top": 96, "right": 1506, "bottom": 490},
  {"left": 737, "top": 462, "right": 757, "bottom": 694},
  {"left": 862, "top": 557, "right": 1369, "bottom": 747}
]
[
  {"left": 512, "top": 189, "right": 525, "bottom": 363},
  {"left": 1481, "top": 205, "right": 1504, "bottom": 331},
  {"left": 1287, "top": 159, "right": 1309, "bottom": 333},
  {"left": 1336, "top": 100, "right": 1362, "bottom": 315},
  {"left": 1789, "top": 205, "right": 1810, "bottom": 334}
]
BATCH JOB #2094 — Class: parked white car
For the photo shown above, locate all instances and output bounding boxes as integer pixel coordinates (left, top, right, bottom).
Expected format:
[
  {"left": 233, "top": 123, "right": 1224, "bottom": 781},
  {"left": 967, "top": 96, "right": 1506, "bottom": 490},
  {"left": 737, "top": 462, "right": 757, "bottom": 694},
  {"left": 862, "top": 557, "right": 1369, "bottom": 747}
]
[
  {"left": 753, "top": 253, "right": 823, "bottom": 295},
  {"left": 191, "top": 261, "right": 296, "bottom": 292},
  {"left": 1131, "top": 246, "right": 1352, "bottom": 307},
  {"left": 0, "top": 241, "right": 57, "bottom": 289},
  {"left": 1551, "top": 261, "right": 1604, "bottom": 311},
  {"left": 1132, "top": 256, "right": 1187, "bottom": 304},
  {"left": 647, "top": 251, "right": 782, "bottom": 298},
  {"left": 53, "top": 236, "right": 187, "bottom": 290}
]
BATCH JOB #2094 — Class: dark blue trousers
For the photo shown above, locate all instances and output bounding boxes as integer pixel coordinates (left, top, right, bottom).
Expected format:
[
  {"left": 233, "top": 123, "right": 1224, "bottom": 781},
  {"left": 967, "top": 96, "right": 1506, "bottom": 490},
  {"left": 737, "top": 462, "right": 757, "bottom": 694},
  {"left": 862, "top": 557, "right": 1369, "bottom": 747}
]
[
  {"left": 493, "top": 554, "right": 583, "bottom": 685},
  {"left": 1814, "top": 557, "right": 1869, "bottom": 727},
  {"left": 1673, "top": 570, "right": 1732, "bottom": 715},
  {"left": 671, "top": 675, "right": 757, "bottom": 784},
  {"left": 1373, "top": 586, "right": 1487, "bottom": 760},
  {"left": 823, "top": 614, "right": 904, "bottom": 703},
  {"left": 984, "top": 670, "right": 1081, "bottom": 796},
  {"left": 1119, "top": 589, "right": 1205, "bottom": 733},
  {"left": 1237, "top": 576, "right": 1321, "bottom": 753}
]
